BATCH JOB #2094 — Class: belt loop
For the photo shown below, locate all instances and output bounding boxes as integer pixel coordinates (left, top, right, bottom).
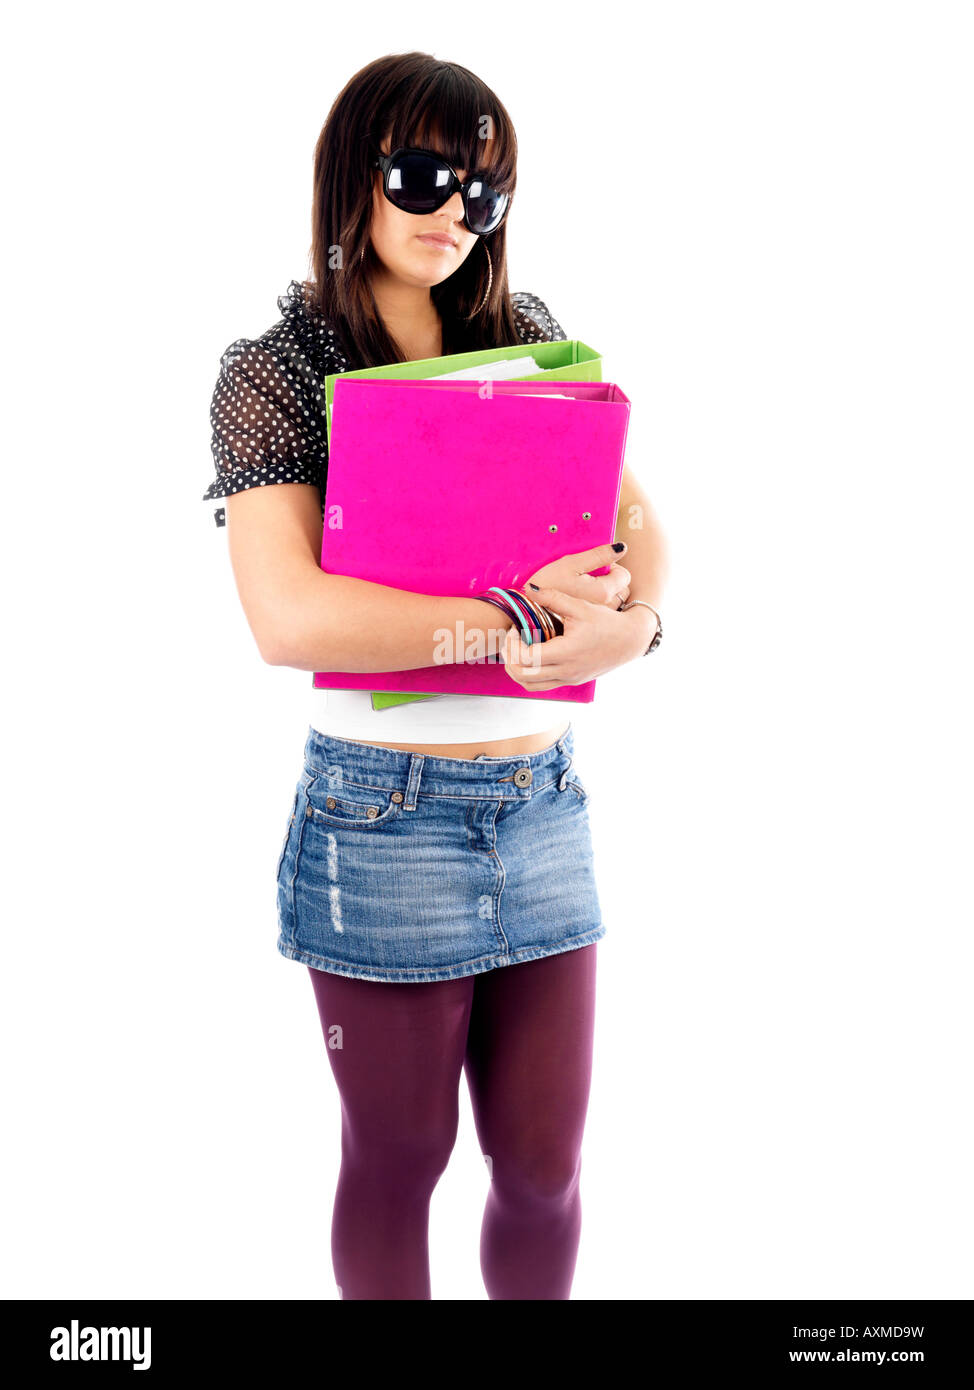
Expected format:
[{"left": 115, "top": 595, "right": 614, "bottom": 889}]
[{"left": 404, "top": 753, "right": 425, "bottom": 811}]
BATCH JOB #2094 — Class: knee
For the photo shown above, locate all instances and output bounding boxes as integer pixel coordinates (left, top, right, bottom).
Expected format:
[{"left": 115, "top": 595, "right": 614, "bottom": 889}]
[
  {"left": 488, "top": 1148, "right": 582, "bottom": 1208},
  {"left": 345, "top": 1122, "right": 458, "bottom": 1192}
]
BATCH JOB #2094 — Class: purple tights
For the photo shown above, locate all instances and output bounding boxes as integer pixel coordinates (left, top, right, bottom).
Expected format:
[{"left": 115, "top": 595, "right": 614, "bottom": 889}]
[{"left": 307, "top": 944, "right": 597, "bottom": 1300}]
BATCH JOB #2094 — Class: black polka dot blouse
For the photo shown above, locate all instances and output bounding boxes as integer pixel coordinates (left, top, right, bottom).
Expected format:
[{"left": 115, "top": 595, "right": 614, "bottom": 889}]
[{"left": 202, "top": 281, "right": 568, "bottom": 528}]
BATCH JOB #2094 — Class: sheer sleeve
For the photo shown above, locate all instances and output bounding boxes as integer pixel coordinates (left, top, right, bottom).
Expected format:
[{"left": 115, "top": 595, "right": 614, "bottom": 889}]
[
  {"left": 203, "top": 286, "right": 563, "bottom": 527},
  {"left": 511, "top": 291, "right": 568, "bottom": 344},
  {"left": 203, "top": 337, "right": 328, "bottom": 528}
]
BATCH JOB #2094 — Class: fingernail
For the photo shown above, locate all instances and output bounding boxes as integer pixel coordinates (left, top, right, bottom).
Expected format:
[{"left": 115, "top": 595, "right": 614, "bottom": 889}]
[
  {"left": 612, "top": 542, "right": 626, "bottom": 552},
  {"left": 528, "top": 582, "right": 539, "bottom": 590}
]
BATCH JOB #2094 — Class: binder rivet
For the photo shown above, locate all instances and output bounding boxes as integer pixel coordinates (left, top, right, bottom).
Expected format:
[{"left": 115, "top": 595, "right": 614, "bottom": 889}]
[
  {"left": 548, "top": 524, "right": 558, "bottom": 532},
  {"left": 582, "top": 511, "right": 591, "bottom": 519}
]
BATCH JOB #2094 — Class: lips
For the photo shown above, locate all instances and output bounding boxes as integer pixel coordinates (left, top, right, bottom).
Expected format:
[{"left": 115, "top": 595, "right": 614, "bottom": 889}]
[{"left": 417, "top": 233, "right": 457, "bottom": 248}]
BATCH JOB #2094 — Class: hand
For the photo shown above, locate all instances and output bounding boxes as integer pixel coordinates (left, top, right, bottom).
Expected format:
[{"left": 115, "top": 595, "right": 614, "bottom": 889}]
[
  {"left": 501, "top": 585, "right": 652, "bottom": 692},
  {"left": 523, "top": 543, "right": 631, "bottom": 610}
]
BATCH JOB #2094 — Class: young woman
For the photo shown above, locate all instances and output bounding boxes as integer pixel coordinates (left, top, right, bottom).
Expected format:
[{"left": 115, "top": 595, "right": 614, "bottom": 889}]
[{"left": 202, "top": 52, "right": 669, "bottom": 1300}]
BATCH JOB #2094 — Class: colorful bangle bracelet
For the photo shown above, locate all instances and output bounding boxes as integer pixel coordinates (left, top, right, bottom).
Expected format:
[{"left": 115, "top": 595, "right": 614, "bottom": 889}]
[
  {"left": 473, "top": 586, "right": 562, "bottom": 647},
  {"left": 504, "top": 594, "right": 542, "bottom": 644},
  {"left": 509, "top": 587, "right": 562, "bottom": 641},
  {"left": 507, "top": 591, "right": 548, "bottom": 641},
  {"left": 471, "top": 594, "right": 518, "bottom": 661},
  {"left": 486, "top": 586, "right": 537, "bottom": 644},
  {"left": 505, "top": 589, "right": 549, "bottom": 644},
  {"left": 512, "top": 589, "right": 555, "bottom": 639},
  {"left": 474, "top": 593, "right": 514, "bottom": 621}
]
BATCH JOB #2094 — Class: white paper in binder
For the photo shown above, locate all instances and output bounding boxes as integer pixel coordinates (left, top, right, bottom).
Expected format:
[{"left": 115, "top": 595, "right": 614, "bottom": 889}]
[{"left": 431, "top": 355, "right": 542, "bottom": 380}]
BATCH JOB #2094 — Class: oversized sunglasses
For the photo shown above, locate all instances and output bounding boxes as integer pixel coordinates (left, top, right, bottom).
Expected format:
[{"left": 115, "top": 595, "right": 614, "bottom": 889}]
[{"left": 373, "top": 147, "right": 510, "bottom": 236}]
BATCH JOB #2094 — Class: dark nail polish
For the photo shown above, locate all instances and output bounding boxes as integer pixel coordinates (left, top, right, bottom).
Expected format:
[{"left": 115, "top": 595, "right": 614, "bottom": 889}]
[
  {"left": 528, "top": 582, "right": 539, "bottom": 590},
  {"left": 612, "top": 542, "right": 626, "bottom": 552}
]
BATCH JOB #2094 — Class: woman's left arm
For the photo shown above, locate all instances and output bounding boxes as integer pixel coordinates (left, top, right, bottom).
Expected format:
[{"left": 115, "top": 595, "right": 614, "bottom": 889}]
[
  {"left": 614, "top": 463, "right": 670, "bottom": 611},
  {"left": 502, "top": 464, "right": 671, "bottom": 690}
]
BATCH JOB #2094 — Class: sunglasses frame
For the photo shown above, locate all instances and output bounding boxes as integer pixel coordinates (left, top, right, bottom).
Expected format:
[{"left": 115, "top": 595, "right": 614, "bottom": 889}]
[{"left": 373, "top": 146, "right": 511, "bottom": 236}]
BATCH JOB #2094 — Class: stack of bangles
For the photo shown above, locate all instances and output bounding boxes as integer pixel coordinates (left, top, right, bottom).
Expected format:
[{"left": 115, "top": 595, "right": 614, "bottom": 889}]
[{"left": 473, "top": 586, "right": 564, "bottom": 659}]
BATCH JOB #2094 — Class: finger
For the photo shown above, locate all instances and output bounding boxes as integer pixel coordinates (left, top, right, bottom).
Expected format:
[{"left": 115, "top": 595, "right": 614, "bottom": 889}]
[
  {"left": 505, "top": 663, "right": 573, "bottom": 688},
  {"left": 522, "top": 584, "right": 596, "bottom": 621},
  {"left": 576, "top": 564, "right": 631, "bottom": 604},
  {"left": 502, "top": 631, "right": 571, "bottom": 674},
  {"left": 502, "top": 636, "right": 564, "bottom": 672},
  {"left": 505, "top": 652, "right": 570, "bottom": 678},
  {"left": 510, "top": 680, "right": 573, "bottom": 692},
  {"left": 558, "top": 541, "right": 628, "bottom": 574}
]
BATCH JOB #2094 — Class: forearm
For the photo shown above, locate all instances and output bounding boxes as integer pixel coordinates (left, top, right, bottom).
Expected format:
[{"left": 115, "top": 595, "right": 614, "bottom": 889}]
[
  {"left": 611, "top": 470, "right": 669, "bottom": 654},
  {"left": 615, "top": 474, "right": 670, "bottom": 608},
  {"left": 266, "top": 567, "right": 516, "bottom": 672}
]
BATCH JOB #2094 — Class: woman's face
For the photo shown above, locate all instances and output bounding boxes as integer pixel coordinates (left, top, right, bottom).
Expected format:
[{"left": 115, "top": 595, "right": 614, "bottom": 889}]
[{"left": 368, "top": 138, "right": 480, "bottom": 288}]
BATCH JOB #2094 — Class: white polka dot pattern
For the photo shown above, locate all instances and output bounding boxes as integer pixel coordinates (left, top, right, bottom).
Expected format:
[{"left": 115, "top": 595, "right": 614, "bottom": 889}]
[{"left": 203, "top": 281, "right": 567, "bottom": 527}]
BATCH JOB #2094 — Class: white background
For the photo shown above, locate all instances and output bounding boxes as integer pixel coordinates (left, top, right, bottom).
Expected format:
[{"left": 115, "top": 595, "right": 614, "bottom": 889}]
[{"left": 2, "top": 0, "right": 971, "bottom": 1300}]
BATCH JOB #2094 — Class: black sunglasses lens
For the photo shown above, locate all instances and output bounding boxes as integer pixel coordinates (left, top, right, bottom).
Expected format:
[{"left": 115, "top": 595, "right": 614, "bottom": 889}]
[
  {"left": 386, "top": 152, "right": 452, "bottom": 213},
  {"left": 384, "top": 152, "right": 510, "bottom": 232},
  {"left": 464, "top": 180, "right": 509, "bottom": 234}
]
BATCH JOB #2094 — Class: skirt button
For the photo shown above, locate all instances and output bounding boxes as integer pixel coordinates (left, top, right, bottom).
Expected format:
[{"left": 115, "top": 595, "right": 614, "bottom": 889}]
[{"left": 513, "top": 768, "right": 533, "bottom": 787}]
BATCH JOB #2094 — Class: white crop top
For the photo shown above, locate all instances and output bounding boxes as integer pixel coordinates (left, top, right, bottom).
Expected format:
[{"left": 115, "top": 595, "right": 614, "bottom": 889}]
[{"left": 308, "top": 685, "right": 572, "bottom": 743}]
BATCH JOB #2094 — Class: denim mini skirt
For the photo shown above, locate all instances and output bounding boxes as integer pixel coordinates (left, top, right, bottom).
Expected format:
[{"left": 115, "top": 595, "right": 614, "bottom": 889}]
[{"left": 275, "top": 723, "right": 604, "bottom": 983}]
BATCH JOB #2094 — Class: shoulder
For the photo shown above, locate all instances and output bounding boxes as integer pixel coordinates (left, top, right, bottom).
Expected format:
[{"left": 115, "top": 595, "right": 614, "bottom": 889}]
[
  {"left": 216, "top": 280, "right": 351, "bottom": 384},
  {"left": 510, "top": 290, "right": 568, "bottom": 343},
  {"left": 272, "top": 280, "right": 352, "bottom": 371}
]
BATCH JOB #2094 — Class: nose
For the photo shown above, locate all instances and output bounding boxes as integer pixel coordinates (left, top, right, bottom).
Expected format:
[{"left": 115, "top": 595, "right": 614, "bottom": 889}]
[{"left": 440, "top": 187, "right": 465, "bottom": 220}]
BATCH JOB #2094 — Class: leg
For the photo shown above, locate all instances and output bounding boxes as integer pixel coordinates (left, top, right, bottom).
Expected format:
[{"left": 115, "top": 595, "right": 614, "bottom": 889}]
[
  {"left": 307, "top": 966, "right": 474, "bottom": 1300},
  {"left": 463, "top": 944, "right": 598, "bottom": 1299}
]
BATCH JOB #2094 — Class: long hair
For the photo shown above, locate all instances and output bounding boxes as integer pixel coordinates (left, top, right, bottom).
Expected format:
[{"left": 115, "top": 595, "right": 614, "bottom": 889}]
[{"left": 300, "top": 53, "right": 528, "bottom": 366}]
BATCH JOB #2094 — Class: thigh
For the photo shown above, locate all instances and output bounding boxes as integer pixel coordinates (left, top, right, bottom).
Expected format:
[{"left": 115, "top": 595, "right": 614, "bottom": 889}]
[
  {"left": 308, "top": 968, "right": 476, "bottom": 1141},
  {"left": 463, "top": 946, "right": 598, "bottom": 1155}
]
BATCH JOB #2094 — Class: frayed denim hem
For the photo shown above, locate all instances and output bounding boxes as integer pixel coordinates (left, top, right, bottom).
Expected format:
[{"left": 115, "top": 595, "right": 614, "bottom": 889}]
[{"left": 276, "top": 924, "right": 606, "bottom": 984}]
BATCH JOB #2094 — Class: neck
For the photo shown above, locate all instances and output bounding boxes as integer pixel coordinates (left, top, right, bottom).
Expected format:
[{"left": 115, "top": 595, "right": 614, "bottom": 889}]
[{"left": 368, "top": 269, "right": 440, "bottom": 335}]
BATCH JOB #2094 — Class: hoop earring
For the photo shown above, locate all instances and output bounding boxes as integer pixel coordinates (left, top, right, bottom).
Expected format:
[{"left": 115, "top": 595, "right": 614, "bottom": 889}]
[{"left": 462, "top": 240, "right": 492, "bottom": 319}]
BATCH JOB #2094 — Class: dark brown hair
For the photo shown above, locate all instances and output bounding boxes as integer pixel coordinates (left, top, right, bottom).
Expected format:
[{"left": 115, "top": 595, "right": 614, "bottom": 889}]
[{"left": 300, "top": 53, "right": 530, "bottom": 366}]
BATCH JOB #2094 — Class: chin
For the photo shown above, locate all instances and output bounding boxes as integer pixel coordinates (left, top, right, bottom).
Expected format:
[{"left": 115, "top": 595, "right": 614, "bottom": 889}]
[{"left": 399, "top": 256, "right": 450, "bottom": 287}]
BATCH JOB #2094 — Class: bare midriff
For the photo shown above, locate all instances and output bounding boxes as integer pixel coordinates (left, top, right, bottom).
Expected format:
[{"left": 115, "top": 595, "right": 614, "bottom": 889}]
[{"left": 360, "top": 721, "right": 571, "bottom": 761}]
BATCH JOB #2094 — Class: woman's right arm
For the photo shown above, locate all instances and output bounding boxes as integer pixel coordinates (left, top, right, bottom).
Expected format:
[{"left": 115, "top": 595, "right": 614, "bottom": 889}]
[{"left": 225, "top": 483, "right": 516, "bottom": 673}]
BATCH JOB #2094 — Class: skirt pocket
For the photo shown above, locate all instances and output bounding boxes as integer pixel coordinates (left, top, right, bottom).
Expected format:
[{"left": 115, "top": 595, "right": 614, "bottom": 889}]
[{"left": 303, "top": 768, "right": 402, "bottom": 829}]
